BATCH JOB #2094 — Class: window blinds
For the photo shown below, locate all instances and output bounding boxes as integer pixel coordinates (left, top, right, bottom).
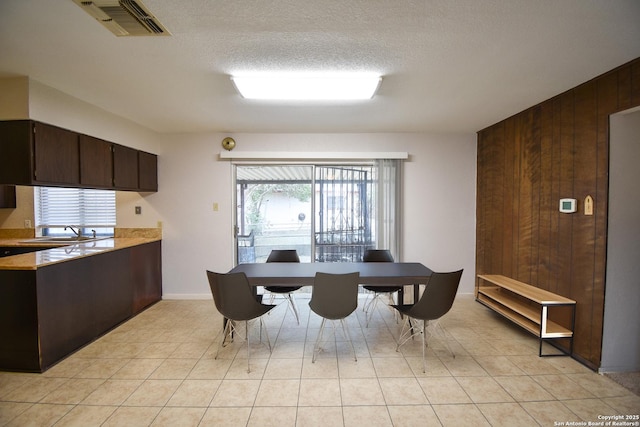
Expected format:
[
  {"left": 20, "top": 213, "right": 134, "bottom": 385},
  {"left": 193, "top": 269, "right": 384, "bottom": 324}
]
[{"left": 35, "top": 187, "right": 116, "bottom": 229}]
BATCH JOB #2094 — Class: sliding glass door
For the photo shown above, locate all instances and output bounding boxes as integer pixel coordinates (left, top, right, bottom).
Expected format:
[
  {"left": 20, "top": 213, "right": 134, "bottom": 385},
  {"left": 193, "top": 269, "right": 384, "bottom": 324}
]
[{"left": 234, "top": 161, "right": 399, "bottom": 265}]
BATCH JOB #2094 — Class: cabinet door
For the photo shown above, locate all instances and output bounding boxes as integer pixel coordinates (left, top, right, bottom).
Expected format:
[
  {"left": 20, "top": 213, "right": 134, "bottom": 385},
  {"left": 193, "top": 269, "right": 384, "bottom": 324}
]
[
  {"left": 113, "top": 144, "right": 138, "bottom": 190},
  {"left": 33, "top": 122, "right": 80, "bottom": 185},
  {"left": 0, "top": 186, "right": 17, "bottom": 208},
  {"left": 79, "top": 135, "right": 113, "bottom": 188},
  {"left": 138, "top": 151, "right": 158, "bottom": 192}
]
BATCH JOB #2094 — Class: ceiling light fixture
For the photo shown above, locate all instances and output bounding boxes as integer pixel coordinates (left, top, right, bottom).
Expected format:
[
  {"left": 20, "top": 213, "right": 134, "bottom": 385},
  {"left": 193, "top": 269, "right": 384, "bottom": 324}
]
[{"left": 231, "top": 72, "right": 382, "bottom": 101}]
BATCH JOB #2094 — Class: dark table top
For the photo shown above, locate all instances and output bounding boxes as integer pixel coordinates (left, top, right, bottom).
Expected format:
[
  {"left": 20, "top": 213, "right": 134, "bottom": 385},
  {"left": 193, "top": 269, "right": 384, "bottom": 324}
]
[{"left": 228, "top": 262, "right": 433, "bottom": 286}]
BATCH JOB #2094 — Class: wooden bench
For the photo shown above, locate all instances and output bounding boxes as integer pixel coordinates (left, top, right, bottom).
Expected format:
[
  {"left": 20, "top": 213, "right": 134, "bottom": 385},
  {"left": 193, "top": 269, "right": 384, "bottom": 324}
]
[{"left": 476, "top": 274, "right": 576, "bottom": 357}]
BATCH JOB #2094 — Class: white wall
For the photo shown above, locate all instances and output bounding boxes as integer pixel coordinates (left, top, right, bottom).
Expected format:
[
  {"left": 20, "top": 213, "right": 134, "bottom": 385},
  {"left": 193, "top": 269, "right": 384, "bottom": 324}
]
[
  {"left": 601, "top": 109, "right": 640, "bottom": 372},
  {"left": 155, "top": 133, "right": 477, "bottom": 298}
]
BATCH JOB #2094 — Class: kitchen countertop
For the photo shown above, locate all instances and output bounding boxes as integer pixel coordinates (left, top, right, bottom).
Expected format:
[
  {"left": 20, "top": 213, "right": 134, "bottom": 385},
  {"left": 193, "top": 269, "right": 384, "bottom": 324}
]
[{"left": 0, "top": 237, "right": 161, "bottom": 270}]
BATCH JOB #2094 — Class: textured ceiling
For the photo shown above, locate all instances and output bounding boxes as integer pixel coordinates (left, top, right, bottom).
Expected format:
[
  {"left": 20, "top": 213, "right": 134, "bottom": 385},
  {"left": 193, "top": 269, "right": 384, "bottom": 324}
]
[{"left": 1, "top": 0, "right": 639, "bottom": 134}]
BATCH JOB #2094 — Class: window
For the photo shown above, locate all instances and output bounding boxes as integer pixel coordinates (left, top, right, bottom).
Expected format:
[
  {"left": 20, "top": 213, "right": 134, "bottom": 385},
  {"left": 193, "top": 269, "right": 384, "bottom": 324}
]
[{"left": 34, "top": 187, "right": 116, "bottom": 237}]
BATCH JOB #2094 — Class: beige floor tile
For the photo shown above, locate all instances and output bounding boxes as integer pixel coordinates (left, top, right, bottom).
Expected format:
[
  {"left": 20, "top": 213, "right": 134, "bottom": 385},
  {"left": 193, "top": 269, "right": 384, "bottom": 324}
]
[
  {"left": 5, "top": 402, "right": 73, "bottom": 426},
  {"left": 296, "top": 406, "right": 344, "bottom": 427},
  {"left": 563, "top": 398, "right": 619, "bottom": 422},
  {"left": 342, "top": 405, "right": 393, "bottom": 427},
  {"left": 493, "top": 375, "right": 555, "bottom": 401},
  {"left": 199, "top": 407, "right": 252, "bottom": 426},
  {"left": 531, "top": 374, "right": 596, "bottom": 400},
  {"left": 507, "top": 355, "right": 562, "bottom": 375},
  {"left": 75, "top": 358, "right": 129, "bottom": 379},
  {"left": 137, "top": 342, "right": 181, "bottom": 358},
  {"left": 0, "top": 373, "right": 34, "bottom": 398},
  {"left": 477, "top": 402, "right": 538, "bottom": 426},
  {"left": 210, "top": 379, "right": 261, "bottom": 407},
  {"left": 123, "top": 379, "right": 181, "bottom": 406},
  {"left": 417, "top": 377, "right": 472, "bottom": 404},
  {"left": 148, "top": 358, "right": 198, "bottom": 379},
  {"left": 102, "top": 406, "right": 161, "bottom": 427},
  {"left": 150, "top": 406, "right": 206, "bottom": 426},
  {"left": 378, "top": 377, "right": 428, "bottom": 405},
  {"left": 440, "top": 355, "right": 488, "bottom": 376},
  {"left": 169, "top": 341, "right": 211, "bottom": 359},
  {"left": 247, "top": 406, "right": 297, "bottom": 427},
  {"left": 39, "top": 378, "right": 105, "bottom": 404},
  {"left": 405, "top": 356, "right": 452, "bottom": 377},
  {"left": 254, "top": 379, "right": 300, "bottom": 406},
  {"left": 41, "top": 358, "right": 95, "bottom": 378},
  {"left": 2, "top": 376, "right": 68, "bottom": 402},
  {"left": 301, "top": 356, "right": 339, "bottom": 378},
  {"left": 520, "top": 400, "right": 578, "bottom": 426},
  {"left": 166, "top": 379, "right": 220, "bottom": 407},
  {"left": 298, "top": 379, "right": 342, "bottom": 406},
  {"left": 0, "top": 402, "right": 32, "bottom": 425},
  {"left": 55, "top": 404, "right": 116, "bottom": 427},
  {"left": 567, "top": 372, "right": 634, "bottom": 398},
  {"left": 81, "top": 379, "right": 142, "bottom": 405},
  {"left": 372, "top": 357, "right": 414, "bottom": 377},
  {"left": 473, "top": 355, "right": 526, "bottom": 376},
  {"left": 455, "top": 376, "right": 514, "bottom": 403},
  {"left": 185, "top": 357, "right": 231, "bottom": 379},
  {"left": 387, "top": 405, "right": 442, "bottom": 426},
  {"left": 337, "top": 357, "right": 377, "bottom": 378},
  {"left": 111, "top": 358, "right": 164, "bottom": 379},
  {"left": 601, "top": 395, "right": 640, "bottom": 415},
  {"left": 264, "top": 357, "right": 303, "bottom": 379},
  {"left": 224, "top": 357, "right": 269, "bottom": 379},
  {"left": 340, "top": 378, "right": 386, "bottom": 406},
  {"left": 432, "top": 403, "right": 491, "bottom": 426}
]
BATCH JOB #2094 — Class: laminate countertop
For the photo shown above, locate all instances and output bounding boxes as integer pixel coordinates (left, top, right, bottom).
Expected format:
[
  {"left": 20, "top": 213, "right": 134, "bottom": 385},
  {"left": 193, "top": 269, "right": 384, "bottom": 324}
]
[{"left": 0, "top": 237, "right": 161, "bottom": 270}]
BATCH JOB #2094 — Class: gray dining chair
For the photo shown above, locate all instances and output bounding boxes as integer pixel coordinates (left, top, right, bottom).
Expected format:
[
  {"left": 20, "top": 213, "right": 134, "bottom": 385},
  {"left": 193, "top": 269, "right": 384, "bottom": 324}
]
[
  {"left": 392, "top": 269, "right": 463, "bottom": 373},
  {"left": 309, "top": 271, "right": 360, "bottom": 363},
  {"left": 362, "top": 249, "right": 402, "bottom": 327},
  {"left": 206, "top": 270, "right": 276, "bottom": 373},
  {"left": 265, "top": 249, "right": 302, "bottom": 324}
]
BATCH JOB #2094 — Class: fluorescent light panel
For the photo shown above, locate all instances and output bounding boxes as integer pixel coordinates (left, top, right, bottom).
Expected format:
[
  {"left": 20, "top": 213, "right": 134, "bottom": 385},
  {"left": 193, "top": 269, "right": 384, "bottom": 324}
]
[{"left": 231, "top": 73, "right": 381, "bottom": 100}]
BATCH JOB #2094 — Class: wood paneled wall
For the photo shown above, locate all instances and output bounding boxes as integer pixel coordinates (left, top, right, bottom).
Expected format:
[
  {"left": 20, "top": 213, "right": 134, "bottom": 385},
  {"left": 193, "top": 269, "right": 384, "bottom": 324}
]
[{"left": 476, "top": 58, "right": 640, "bottom": 369}]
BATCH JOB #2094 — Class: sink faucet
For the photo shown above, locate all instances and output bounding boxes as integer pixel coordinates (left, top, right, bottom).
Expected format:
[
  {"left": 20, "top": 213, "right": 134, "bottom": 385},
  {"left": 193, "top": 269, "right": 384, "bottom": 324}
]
[{"left": 64, "top": 225, "right": 81, "bottom": 238}]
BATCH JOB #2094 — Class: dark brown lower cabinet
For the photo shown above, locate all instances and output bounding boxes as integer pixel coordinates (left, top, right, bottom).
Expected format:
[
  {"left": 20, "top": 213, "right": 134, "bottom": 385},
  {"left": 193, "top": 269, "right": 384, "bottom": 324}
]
[{"left": 0, "top": 241, "right": 161, "bottom": 372}]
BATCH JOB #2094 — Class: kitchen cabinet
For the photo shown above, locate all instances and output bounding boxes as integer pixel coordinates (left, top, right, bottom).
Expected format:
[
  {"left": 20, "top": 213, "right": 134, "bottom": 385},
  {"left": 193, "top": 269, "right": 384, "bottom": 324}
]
[
  {"left": 0, "top": 120, "right": 79, "bottom": 186},
  {"left": 0, "top": 120, "right": 158, "bottom": 192},
  {"left": 138, "top": 150, "right": 158, "bottom": 192},
  {"left": 113, "top": 144, "right": 139, "bottom": 190},
  {"left": 0, "top": 186, "right": 16, "bottom": 209},
  {"left": 0, "top": 240, "right": 162, "bottom": 372},
  {"left": 80, "top": 134, "right": 113, "bottom": 187}
]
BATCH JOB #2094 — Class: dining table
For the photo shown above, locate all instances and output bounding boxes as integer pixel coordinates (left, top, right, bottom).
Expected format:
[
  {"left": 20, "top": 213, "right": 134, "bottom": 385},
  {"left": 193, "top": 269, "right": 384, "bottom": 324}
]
[{"left": 228, "top": 262, "right": 434, "bottom": 302}]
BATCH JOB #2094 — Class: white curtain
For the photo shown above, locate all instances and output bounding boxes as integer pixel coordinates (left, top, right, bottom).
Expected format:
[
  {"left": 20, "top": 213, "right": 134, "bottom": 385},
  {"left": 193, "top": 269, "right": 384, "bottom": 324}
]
[{"left": 376, "top": 159, "right": 402, "bottom": 260}]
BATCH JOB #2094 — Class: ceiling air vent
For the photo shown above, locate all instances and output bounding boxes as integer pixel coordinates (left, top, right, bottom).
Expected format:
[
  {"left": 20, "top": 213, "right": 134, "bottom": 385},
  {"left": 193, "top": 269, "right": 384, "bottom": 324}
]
[{"left": 73, "top": 0, "right": 171, "bottom": 37}]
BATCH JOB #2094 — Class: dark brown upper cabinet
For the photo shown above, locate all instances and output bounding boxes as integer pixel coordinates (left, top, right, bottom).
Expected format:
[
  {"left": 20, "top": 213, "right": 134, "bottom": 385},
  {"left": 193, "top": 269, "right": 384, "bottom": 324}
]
[
  {"left": 0, "top": 120, "right": 79, "bottom": 186},
  {"left": 138, "top": 151, "right": 158, "bottom": 192},
  {"left": 0, "top": 120, "right": 157, "bottom": 192},
  {"left": 0, "top": 186, "right": 17, "bottom": 209},
  {"left": 113, "top": 144, "right": 139, "bottom": 190},
  {"left": 33, "top": 122, "right": 80, "bottom": 185},
  {"left": 80, "top": 135, "right": 113, "bottom": 188}
]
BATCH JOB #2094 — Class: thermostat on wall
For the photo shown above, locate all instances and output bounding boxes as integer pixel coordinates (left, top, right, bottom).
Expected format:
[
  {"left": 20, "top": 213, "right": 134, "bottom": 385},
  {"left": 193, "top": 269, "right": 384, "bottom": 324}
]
[{"left": 559, "top": 198, "right": 577, "bottom": 213}]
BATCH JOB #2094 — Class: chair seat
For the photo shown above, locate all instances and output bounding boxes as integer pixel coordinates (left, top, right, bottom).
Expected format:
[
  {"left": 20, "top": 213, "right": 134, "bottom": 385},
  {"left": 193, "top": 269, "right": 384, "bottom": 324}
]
[
  {"left": 265, "top": 286, "right": 302, "bottom": 293},
  {"left": 363, "top": 285, "right": 402, "bottom": 293}
]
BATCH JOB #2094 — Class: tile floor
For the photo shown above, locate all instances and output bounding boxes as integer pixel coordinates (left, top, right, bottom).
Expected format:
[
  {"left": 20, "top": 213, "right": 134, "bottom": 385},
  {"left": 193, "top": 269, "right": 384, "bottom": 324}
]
[{"left": 0, "top": 293, "right": 638, "bottom": 426}]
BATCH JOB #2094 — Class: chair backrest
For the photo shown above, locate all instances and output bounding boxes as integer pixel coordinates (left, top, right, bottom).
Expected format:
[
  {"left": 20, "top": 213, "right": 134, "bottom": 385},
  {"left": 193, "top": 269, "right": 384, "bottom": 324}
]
[
  {"left": 363, "top": 249, "right": 394, "bottom": 262},
  {"left": 309, "top": 272, "right": 360, "bottom": 320},
  {"left": 266, "top": 249, "right": 300, "bottom": 263},
  {"left": 206, "top": 271, "right": 273, "bottom": 321},
  {"left": 408, "top": 269, "right": 463, "bottom": 320}
]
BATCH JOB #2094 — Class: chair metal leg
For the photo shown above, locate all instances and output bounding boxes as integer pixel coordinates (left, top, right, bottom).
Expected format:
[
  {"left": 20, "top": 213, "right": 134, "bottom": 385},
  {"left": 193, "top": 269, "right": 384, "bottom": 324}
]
[
  {"left": 340, "top": 319, "right": 358, "bottom": 362},
  {"left": 286, "top": 294, "right": 300, "bottom": 325},
  {"left": 312, "top": 318, "right": 327, "bottom": 363}
]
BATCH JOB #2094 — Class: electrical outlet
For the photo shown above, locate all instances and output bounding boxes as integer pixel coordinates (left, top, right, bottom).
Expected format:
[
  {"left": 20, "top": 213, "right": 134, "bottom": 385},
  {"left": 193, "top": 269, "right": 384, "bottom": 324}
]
[{"left": 24, "top": 219, "right": 32, "bottom": 228}]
